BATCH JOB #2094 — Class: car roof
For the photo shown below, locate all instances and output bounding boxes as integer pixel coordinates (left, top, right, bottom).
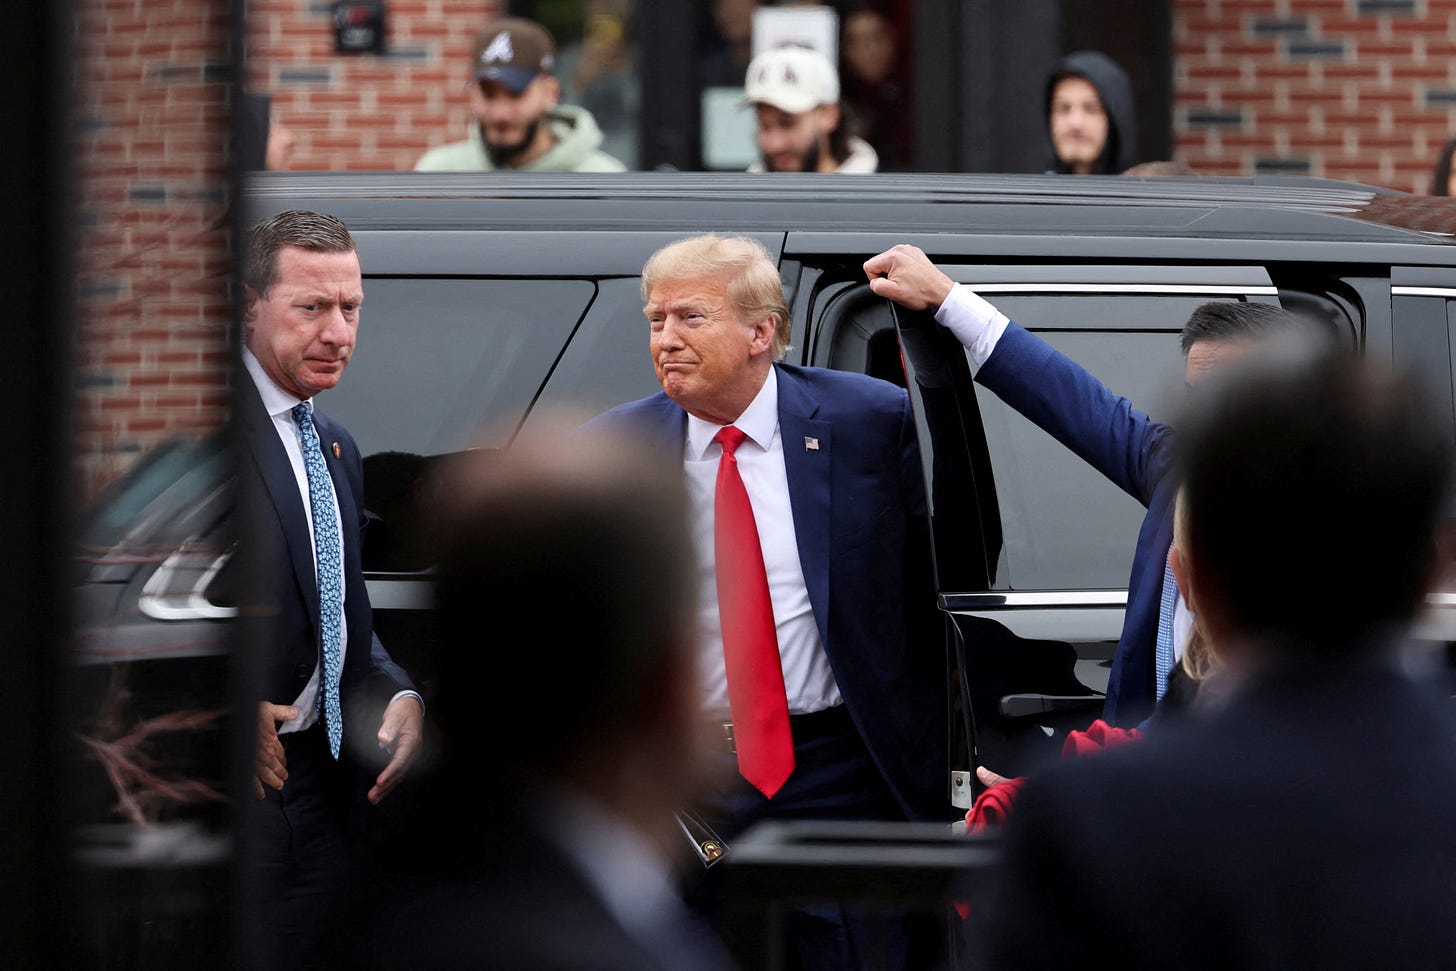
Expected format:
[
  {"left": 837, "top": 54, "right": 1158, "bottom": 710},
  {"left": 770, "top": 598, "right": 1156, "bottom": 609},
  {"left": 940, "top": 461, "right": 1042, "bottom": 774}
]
[{"left": 245, "top": 171, "right": 1456, "bottom": 251}]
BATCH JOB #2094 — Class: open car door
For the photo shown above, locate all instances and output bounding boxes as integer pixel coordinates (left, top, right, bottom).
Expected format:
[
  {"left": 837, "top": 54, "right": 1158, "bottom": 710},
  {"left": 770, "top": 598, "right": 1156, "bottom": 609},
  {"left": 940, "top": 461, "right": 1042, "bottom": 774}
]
[{"left": 889, "top": 300, "right": 1104, "bottom": 808}]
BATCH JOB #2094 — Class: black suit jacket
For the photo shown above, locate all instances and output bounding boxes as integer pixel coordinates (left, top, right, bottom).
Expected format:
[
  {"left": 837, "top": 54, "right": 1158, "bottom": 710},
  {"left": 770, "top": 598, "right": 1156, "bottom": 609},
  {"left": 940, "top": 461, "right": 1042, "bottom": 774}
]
[
  {"left": 977, "top": 653, "right": 1456, "bottom": 969},
  {"left": 236, "top": 374, "right": 416, "bottom": 746}
]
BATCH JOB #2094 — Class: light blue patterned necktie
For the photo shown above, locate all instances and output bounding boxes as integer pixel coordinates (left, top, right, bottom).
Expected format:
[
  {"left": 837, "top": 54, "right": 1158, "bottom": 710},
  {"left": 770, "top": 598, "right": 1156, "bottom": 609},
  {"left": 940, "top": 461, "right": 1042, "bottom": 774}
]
[
  {"left": 1154, "top": 555, "right": 1178, "bottom": 703},
  {"left": 293, "top": 401, "right": 343, "bottom": 759}
]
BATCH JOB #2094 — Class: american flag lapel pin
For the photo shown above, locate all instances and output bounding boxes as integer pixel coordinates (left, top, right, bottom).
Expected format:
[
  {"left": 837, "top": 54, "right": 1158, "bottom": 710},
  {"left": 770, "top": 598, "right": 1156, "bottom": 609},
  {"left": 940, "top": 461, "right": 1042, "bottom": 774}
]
[
  {"left": 332, "top": 442, "right": 341, "bottom": 458},
  {"left": 804, "top": 436, "right": 820, "bottom": 451}
]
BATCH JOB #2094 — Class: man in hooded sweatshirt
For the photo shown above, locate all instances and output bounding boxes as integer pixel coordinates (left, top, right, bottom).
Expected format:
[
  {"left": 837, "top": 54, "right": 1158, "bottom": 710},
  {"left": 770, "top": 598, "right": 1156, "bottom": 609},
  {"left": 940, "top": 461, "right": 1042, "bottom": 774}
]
[
  {"left": 415, "top": 17, "right": 628, "bottom": 173},
  {"left": 1043, "top": 50, "right": 1139, "bottom": 175}
]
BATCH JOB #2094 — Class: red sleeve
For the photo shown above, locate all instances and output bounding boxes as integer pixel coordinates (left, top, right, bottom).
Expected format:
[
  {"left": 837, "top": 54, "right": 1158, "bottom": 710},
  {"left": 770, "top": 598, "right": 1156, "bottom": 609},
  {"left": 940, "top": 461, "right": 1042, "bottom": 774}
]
[{"left": 964, "top": 775, "right": 1028, "bottom": 833}]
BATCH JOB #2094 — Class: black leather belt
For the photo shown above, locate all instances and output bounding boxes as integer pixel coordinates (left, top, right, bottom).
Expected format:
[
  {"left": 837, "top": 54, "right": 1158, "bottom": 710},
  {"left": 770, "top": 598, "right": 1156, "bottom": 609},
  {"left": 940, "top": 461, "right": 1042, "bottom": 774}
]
[{"left": 716, "top": 704, "right": 851, "bottom": 755}]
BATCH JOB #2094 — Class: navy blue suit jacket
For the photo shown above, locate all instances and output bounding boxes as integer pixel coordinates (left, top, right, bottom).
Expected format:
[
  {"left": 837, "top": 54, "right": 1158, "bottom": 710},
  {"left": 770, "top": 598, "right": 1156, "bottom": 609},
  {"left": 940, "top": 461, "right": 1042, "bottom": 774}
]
[
  {"left": 978, "top": 657, "right": 1456, "bottom": 968},
  {"left": 236, "top": 374, "right": 416, "bottom": 743},
  {"left": 976, "top": 322, "right": 1177, "bottom": 726},
  {"left": 585, "top": 363, "right": 949, "bottom": 822}
]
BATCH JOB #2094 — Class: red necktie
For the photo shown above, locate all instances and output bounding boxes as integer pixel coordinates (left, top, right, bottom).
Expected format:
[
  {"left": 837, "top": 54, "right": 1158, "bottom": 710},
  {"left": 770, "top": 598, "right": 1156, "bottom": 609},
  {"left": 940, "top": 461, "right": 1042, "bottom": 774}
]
[{"left": 713, "top": 426, "right": 795, "bottom": 797}]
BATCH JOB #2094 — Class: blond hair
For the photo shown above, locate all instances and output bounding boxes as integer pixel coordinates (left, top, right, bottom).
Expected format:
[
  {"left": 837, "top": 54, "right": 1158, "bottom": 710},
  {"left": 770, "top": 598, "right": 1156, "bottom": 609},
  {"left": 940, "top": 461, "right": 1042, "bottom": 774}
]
[
  {"left": 640, "top": 234, "right": 793, "bottom": 359},
  {"left": 1174, "top": 487, "right": 1219, "bottom": 683}
]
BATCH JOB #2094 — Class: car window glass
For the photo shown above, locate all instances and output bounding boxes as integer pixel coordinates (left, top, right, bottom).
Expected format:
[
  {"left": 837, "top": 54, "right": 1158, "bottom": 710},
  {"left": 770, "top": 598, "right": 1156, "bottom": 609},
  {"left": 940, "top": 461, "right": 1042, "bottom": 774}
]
[
  {"left": 976, "top": 327, "right": 1185, "bottom": 590},
  {"left": 313, "top": 278, "right": 593, "bottom": 455},
  {"left": 974, "top": 292, "right": 1203, "bottom": 591},
  {"left": 532, "top": 277, "right": 663, "bottom": 423}
]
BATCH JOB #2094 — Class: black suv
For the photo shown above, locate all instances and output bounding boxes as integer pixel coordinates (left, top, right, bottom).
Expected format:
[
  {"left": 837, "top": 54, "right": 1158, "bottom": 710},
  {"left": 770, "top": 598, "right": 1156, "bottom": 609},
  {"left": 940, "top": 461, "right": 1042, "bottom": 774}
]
[{"left": 88, "top": 172, "right": 1456, "bottom": 827}]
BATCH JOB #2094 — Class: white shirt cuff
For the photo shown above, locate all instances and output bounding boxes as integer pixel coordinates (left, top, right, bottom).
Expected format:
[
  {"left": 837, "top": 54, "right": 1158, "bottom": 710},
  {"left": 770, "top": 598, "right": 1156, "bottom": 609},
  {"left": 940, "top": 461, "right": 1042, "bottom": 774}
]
[
  {"left": 389, "top": 689, "right": 425, "bottom": 716},
  {"left": 934, "top": 283, "right": 1010, "bottom": 370}
]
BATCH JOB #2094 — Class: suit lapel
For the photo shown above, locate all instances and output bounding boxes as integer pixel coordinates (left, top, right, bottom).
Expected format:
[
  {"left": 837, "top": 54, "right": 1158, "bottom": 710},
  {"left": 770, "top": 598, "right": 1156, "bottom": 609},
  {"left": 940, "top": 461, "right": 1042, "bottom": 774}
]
[
  {"left": 642, "top": 394, "right": 691, "bottom": 454},
  {"left": 237, "top": 375, "right": 321, "bottom": 629},
  {"left": 776, "top": 367, "right": 832, "bottom": 634}
]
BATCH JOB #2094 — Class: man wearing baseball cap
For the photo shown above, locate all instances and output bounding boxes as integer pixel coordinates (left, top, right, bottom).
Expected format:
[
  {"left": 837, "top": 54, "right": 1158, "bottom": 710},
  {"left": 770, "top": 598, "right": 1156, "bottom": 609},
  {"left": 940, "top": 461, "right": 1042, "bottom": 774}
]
[
  {"left": 415, "top": 17, "right": 627, "bottom": 172},
  {"left": 743, "top": 45, "right": 878, "bottom": 174}
]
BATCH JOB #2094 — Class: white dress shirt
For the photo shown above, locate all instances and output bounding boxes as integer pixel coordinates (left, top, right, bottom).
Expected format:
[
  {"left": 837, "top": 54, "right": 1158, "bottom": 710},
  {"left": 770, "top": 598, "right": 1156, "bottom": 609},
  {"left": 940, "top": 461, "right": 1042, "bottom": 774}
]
[
  {"left": 244, "top": 348, "right": 347, "bottom": 732},
  {"left": 683, "top": 367, "right": 843, "bottom": 717},
  {"left": 937, "top": 283, "right": 1193, "bottom": 663}
]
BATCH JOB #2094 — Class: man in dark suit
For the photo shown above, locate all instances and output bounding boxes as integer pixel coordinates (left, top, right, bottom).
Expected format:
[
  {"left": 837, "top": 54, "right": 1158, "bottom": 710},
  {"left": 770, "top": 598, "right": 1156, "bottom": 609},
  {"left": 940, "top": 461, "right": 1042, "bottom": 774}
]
[
  {"left": 865, "top": 243, "right": 1321, "bottom": 728},
  {"left": 976, "top": 342, "right": 1456, "bottom": 968},
  {"left": 237, "top": 209, "right": 424, "bottom": 968},
  {"left": 585, "top": 234, "right": 949, "bottom": 969},
  {"left": 358, "top": 415, "right": 739, "bottom": 970}
]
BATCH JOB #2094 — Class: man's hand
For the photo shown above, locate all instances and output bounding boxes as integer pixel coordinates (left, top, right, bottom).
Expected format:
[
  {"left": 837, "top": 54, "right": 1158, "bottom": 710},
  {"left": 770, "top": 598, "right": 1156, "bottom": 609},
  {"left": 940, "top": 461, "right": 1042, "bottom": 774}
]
[
  {"left": 254, "top": 702, "right": 298, "bottom": 799},
  {"left": 976, "top": 764, "right": 1010, "bottom": 788},
  {"left": 369, "top": 695, "right": 424, "bottom": 805},
  {"left": 863, "top": 244, "right": 956, "bottom": 312}
]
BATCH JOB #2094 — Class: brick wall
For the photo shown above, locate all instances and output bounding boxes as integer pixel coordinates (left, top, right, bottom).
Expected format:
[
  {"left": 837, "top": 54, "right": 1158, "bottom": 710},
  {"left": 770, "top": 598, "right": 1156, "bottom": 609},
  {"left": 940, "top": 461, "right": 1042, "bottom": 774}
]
[
  {"left": 246, "top": 0, "right": 503, "bottom": 171},
  {"left": 71, "top": 0, "right": 1456, "bottom": 495},
  {"left": 1174, "top": 0, "right": 1456, "bottom": 191},
  {"left": 73, "top": 0, "right": 233, "bottom": 500}
]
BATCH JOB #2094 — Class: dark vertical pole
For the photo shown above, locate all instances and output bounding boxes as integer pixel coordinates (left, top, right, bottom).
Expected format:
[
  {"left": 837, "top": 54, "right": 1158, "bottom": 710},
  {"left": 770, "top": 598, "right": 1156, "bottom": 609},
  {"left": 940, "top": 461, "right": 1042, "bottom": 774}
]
[
  {"left": 961, "top": 0, "right": 1062, "bottom": 174},
  {"left": 639, "top": 0, "right": 698, "bottom": 171},
  {"left": 0, "top": 1, "right": 74, "bottom": 967},
  {"left": 910, "top": 0, "right": 958, "bottom": 171}
]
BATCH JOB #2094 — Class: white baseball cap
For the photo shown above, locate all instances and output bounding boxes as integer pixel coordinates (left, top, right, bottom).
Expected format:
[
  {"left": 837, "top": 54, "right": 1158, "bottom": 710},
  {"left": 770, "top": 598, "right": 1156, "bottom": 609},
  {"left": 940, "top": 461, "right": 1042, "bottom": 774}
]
[{"left": 742, "top": 46, "right": 839, "bottom": 114}]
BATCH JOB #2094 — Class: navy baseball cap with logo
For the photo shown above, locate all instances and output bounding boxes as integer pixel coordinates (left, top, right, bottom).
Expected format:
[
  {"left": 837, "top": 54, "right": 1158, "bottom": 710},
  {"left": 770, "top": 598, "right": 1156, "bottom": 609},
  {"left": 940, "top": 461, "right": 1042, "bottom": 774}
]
[{"left": 473, "top": 18, "right": 556, "bottom": 93}]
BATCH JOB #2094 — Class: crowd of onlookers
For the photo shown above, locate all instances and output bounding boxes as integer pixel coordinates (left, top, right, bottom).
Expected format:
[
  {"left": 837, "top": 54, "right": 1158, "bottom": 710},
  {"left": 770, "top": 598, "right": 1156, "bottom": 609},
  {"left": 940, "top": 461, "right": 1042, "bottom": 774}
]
[{"left": 246, "top": 6, "right": 1456, "bottom": 193}]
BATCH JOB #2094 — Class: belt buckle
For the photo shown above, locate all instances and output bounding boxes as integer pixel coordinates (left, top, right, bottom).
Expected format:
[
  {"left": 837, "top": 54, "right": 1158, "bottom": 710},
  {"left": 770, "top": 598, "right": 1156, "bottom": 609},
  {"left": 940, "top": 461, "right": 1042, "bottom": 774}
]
[{"left": 721, "top": 721, "right": 735, "bottom": 755}]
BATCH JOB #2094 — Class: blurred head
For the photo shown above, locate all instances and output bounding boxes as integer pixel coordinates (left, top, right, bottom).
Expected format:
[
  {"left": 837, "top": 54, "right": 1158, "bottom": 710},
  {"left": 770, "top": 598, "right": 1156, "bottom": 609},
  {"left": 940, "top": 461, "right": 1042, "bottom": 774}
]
[
  {"left": 713, "top": 0, "right": 756, "bottom": 46},
  {"left": 431, "top": 414, "right": 703, "bottom": 802},
  {"left": 242, "top": 210, "right": 360, "bottom": 400},
  {"left": 1044, "top": 51, "right": 1135, "bottom": 175},
  {"left": 265, "top": 118, "right": 296, "bottom": 171},
  {"left": 842, "top": 8, "right": 897, "bottom": 86},
  {"left": 642, "top": 234, "right": 790, "bottom": 424},
  {"left": 1168, "top": 488, "right": 1216, "bottom": 682},
  {"left": 1177, "top": 343, "right": 1452, "bottom": 654},
  {"left": 743, "top": 46, "right": 846, "bottom": 172},
  {"left": 467, "top": 18, "right": 562, "bottom": 166},
  {"left": 1180, "top": 301, "right": 1331, "bottom": 387},
  {"left": 1431, "top": 136, "right": 1456, "bottom": 196},
  {"left": 1048, "top": 75, "right": 1108, "bottom": 175},
  {"left": 1123, "top": 159, "right": 1195, "bottom": 177}
]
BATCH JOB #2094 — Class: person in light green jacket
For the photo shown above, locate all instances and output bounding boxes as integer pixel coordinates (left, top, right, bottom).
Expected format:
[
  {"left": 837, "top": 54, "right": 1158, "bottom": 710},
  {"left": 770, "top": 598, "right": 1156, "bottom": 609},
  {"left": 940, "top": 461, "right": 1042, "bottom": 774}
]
[{"left": 415, "top": 17, "right": 627, "bottom": 173}]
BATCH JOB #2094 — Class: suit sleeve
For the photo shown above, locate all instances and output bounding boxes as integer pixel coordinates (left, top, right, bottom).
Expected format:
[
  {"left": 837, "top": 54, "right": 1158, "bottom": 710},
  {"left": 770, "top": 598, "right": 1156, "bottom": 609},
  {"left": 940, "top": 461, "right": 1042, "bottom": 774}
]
[{"left": 974, "top": 321, "right": 1175, "bottom": 507}]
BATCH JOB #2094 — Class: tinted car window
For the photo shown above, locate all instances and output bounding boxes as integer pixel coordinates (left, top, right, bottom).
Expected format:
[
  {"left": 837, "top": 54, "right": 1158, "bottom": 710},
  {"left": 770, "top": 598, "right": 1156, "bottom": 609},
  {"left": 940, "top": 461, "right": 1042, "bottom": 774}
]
[
  {"left": 975, "top": 327, "right": 1185, "bottom": 590},
  {"left": 314, "top": 278, "right": 594, "bottom": 454},
  {"left": 533, "top": 276, "right": 663, "bottom": 422}
]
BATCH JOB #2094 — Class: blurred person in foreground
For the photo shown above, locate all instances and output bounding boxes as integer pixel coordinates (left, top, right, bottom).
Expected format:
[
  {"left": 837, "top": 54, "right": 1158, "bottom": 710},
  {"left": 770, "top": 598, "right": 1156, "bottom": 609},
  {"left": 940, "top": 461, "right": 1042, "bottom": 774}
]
[
  {"left": 414, "top": 17, "right": 627, "bottom": 173},
  {"left": 358, "top": 416, "right": 738, "bottom": 970},
  {"left": 237, "top": 209, "right": 425, "bottom": 967},
  {"left": 977, "top": 343, "right": 1456, "bottom": 969},
  {"left": 743, "top": 45, "right": 878, "bottom": 173},
  {"left": 584, "top": 234, "right": 947, "bottom": 969}
]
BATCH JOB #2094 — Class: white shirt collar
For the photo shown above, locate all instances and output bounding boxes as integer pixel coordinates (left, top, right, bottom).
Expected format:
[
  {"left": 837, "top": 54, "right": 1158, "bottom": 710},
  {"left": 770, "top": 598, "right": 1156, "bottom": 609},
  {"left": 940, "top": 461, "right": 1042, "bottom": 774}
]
[
  {"left": 684, "top": 365, "right": 778, "bottom": 458},
  {"left": 242, "top": 346, "right": 308, "bottom": 419}
]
